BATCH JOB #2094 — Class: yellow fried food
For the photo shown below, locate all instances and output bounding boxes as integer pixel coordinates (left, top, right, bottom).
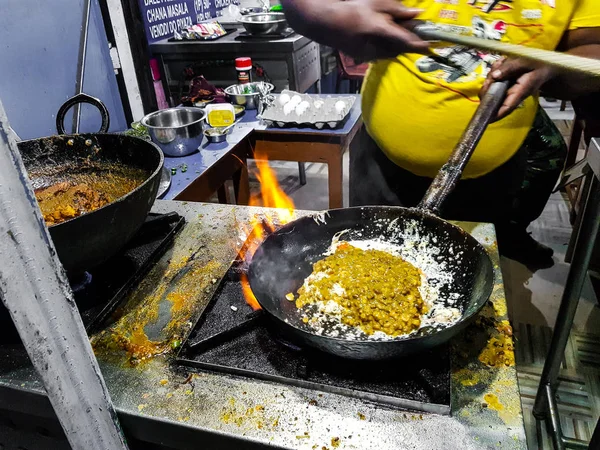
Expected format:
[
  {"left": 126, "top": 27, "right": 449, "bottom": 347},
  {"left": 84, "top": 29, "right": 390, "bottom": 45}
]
[
  {"left": 34, "top": 168, "right": 147, "bottom": 225},
  {"left": 295, "top": 242, "right": 427, "bottom": 336}
]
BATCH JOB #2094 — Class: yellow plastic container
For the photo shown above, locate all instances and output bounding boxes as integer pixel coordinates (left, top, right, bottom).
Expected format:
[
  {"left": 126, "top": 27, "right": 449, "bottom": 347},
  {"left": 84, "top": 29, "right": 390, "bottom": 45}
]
[{"left": 206, "top": 104, "right": 235, "bottom": 128}]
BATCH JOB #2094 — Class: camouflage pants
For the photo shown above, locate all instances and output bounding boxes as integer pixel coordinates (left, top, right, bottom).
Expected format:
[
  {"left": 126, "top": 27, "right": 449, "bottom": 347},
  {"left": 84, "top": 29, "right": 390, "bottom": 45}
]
[{"left": 511, "top": 107, "right": 567, "bottom": 227}]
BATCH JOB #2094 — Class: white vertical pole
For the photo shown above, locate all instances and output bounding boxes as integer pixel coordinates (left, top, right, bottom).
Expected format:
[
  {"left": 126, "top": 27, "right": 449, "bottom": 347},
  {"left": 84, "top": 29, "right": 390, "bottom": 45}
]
[
  {"left": 104, "top": 0, "right": 146, "bottom": 120},
  {"left": 0, "top": 99, "right": 129, "bottom": 450}
]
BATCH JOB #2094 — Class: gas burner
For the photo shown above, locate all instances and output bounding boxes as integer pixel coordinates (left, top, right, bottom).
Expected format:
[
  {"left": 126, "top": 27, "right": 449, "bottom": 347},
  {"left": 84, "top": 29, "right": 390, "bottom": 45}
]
[
  {"left": 0, "top": 212, "right": 185, "bottom": 342},
  {"left": 177, "top": 260, "right": 452, "bottom": 415}
]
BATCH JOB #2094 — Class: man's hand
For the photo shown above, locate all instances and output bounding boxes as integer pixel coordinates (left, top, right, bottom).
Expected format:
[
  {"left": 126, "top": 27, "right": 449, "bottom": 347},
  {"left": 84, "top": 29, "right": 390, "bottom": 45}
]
[
  {"left": 480, "top": 28, "right": 600, "bottom": 120},
  {"left": 281, "top": 0, "right": 430, "bottom": 61},
  {"left": 480, "top": 57, "right": 556, "bottom": 121}
]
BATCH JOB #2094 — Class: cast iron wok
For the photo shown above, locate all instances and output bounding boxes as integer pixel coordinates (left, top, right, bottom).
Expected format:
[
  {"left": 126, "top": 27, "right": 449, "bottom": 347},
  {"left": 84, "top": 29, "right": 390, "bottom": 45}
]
[
  {"left": 16, "top": 93, "right": 164, "bottom": 272},
  {"left": 248, "top": 82, "right": 509, "bottom": 360}
]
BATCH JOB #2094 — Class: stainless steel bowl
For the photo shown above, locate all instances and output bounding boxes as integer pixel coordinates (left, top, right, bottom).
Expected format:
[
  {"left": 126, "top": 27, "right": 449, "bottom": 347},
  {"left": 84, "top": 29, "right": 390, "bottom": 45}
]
[
  {"left": 225, "top": 82, "right": 274, "bottom": 110},
  {"left": 141, "top": 107, "right": 206, "bottom": 157},
  {"left": 204, "top": 129, "right": 229, "bottom": 143},
  {"left": 239, "top": 13, "right": 288, "bottom": 35},
  {"left": 240, "top": 6, "right": 264, "bottom": 15},
  {"left": 234, "top": 104, "right": 246, "bottom": 119}
]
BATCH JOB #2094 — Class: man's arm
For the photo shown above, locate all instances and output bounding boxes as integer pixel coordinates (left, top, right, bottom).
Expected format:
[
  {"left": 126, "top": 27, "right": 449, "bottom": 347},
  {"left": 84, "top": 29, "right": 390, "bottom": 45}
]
[
  {"left": 543, "top": 28, "right": 600, "bottom": 98},
  {"left": 280, "top": 0, "right": 429, "bottom": 61},
  {"left": 481, "top": 28, "right": 600, "bottom": 120}
]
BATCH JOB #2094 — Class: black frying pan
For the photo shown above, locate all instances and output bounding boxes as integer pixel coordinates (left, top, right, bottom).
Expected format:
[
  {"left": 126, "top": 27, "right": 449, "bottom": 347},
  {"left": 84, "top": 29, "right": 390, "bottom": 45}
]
[
  {"left": 16, "top": 93, "right": 164, "bottom": 272},
  {"left": 248, "top": 82, "right": 509, "bottom": 360}
]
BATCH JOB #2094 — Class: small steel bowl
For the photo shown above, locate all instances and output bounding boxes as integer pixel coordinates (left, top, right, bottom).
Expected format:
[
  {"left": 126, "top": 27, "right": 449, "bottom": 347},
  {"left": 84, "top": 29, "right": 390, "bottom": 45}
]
[
  {"left": 204, "top": 129, "right": 229, "bottom": 143},
  {"left": 225, "top": 82, "right": 274, "bottom": 110},
  {"left": 141, "top": 107, "right": 206, "bottom": 157},
  {"left": 240, "top": 7, "right": 264, "bottom": 15},
  {"left": 234, "top": 104, "right": 246, "bottom": 119},
  {"left": 239, "top": 13, "right": 288, "bottom": 35}
]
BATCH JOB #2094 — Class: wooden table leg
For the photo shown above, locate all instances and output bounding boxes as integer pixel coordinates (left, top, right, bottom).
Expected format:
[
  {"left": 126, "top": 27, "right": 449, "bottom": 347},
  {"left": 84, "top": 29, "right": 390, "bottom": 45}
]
[
  {"left": 217, "top": 185, "right": 228, "bottom": 204},
  {"left": 327, "top": 146, "right": 344, "bottom": 208},
  {"left": 298, "top": 162, "right": 307, "bottom": 186},
  {"left": 233, "top": 163, "right": 250, "bottom": 205}
]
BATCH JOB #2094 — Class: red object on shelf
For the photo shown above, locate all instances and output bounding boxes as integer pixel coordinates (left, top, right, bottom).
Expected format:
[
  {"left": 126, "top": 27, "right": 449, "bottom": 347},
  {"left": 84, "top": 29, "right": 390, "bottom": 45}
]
[
  {"left": 149, "top": 58, "right": 161, "bottom": 82},
  {"left": 235, "top": 57, "right": 252, "bottom": 84},
  {"left": 235, "top": 57, "right": 252, "bottom": 71},
  {"left": 335, "top": 52, "right": 369, "bottom": 93}
]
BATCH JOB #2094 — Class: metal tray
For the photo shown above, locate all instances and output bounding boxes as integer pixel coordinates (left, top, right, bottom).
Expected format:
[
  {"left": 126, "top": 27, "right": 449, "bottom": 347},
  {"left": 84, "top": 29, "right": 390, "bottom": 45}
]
[{"left": 261, "top": 90, "right": 356, "bottom": 129}]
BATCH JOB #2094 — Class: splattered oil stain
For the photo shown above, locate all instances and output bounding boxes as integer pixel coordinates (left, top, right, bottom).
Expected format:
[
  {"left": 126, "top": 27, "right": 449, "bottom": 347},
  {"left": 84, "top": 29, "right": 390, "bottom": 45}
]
[
  {"left": 483, "top": 393, "right": 504, "bottom": 411},
  {"left": 479, "top": 332, "right": 515, "bottom": 368},
  {"left": 91, "top": 237, "right": 226, "bottom": 366},
  {"left": 460, "top": 373, "right": 480, "bottom": 387},
  {"left": 220, "top": 398, "right": 280, "bottom": 431}
]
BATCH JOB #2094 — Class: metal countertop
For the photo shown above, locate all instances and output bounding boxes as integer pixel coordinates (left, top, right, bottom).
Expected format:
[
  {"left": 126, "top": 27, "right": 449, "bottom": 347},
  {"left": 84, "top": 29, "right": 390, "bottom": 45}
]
[{"left": 0, "top": 201, "right": 526, "bottom": 450}]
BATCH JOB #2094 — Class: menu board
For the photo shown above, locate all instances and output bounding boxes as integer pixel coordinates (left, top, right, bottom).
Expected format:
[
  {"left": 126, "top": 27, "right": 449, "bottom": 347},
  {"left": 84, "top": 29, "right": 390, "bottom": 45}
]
[{"left": 139, "top": 0, "right": 240, "bottom": 43}]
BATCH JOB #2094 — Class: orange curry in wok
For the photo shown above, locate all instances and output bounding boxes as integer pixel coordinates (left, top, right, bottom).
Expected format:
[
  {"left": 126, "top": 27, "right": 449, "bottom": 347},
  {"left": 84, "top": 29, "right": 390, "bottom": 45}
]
[{"left": 34, "top": 166, "right": 148, "bottom": 225}]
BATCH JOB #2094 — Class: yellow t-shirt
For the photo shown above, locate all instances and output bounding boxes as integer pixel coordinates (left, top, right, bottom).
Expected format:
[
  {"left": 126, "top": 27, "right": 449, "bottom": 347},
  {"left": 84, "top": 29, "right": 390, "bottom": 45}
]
[{"left": 362, "top": 0, "right": 600, "bottom": 178}]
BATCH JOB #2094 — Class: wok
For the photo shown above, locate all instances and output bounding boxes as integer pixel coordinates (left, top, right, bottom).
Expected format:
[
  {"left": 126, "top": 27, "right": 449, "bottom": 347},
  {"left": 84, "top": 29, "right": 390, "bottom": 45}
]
[
  {"left": 17, "top": 93, "right": 164, "bottom": 272},
  {"left": 248, "top": 82, "right": 509, "bottom": 360}
]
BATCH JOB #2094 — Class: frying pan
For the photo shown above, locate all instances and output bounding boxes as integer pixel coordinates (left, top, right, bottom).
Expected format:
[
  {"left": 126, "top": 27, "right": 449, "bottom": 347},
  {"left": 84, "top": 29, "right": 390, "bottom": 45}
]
[
  {"left": 16, "top": 93, "right": 164, "bottom": 272},
  {"left": 248, "top": 82, "right": 509, "bottom": 360}
]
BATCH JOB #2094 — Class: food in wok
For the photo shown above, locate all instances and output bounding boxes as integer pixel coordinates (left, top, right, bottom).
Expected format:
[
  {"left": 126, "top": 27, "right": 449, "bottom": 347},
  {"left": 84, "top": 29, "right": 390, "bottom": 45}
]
[
  {"left": 33, "top": 165, "right": 149, "bottom": 225},
  {"left": 286, "top": 236, "right": 462, "bottom": 341}
]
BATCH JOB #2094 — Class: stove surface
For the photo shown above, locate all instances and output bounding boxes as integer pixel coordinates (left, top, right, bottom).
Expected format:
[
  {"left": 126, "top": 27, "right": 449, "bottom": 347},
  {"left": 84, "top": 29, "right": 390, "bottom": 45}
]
[
  {"left": 177, "top": 261, "right": 452, "bottom": 415},
  {"left": 0, "top": 212, "right": 185, "bottom": 342}
]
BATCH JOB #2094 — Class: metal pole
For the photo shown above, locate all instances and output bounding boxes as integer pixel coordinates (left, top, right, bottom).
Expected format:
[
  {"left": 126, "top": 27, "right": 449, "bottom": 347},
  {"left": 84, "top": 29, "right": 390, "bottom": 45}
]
[
  {"left": 73, "top": 0, "right": 92, "bottom": 133},
  {"left": 546, "top": 384, "right": 566, "bottom": 450},
  {"left": 533, "top": 175, "right": 600, "bottom": 440},
  {"left": 0, "top": 100, "right": 128, "bottom": 449}
]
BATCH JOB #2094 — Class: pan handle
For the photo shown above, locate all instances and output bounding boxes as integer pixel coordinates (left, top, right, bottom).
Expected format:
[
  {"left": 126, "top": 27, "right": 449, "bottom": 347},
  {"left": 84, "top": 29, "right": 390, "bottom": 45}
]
[
  {"left": 55, "top": 93, "right": 110, "bottom": 135},
  {"left": 417, "top": 81, "right": 510, "bottom": 215}
]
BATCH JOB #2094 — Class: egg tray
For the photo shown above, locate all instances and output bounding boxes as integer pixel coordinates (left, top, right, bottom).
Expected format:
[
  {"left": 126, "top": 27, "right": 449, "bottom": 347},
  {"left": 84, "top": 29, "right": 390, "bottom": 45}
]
[{"left": 260, "top": 90, "right": 356, "bottom": 129}]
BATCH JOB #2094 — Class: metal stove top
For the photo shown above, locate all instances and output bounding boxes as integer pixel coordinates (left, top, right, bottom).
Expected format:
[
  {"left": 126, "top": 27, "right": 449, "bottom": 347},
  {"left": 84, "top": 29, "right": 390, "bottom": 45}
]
[
  {"left": 0, "top": 212, "right": 185, "bottom": 342},
  {"left": 0, "top": 202, "right": 526, "bottom": 450},
  {"left": 177, "top": 260, "right": 452, "bottom": 415}
]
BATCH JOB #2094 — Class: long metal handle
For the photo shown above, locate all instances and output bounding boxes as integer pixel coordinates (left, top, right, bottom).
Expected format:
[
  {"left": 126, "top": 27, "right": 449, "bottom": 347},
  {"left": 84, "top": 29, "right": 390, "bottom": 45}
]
[
  {"left": 414, "top": 24, "right": 600, "bottom": 79},
  {"left": 417, "top": 81, "right": 509, "bottom": 214}
]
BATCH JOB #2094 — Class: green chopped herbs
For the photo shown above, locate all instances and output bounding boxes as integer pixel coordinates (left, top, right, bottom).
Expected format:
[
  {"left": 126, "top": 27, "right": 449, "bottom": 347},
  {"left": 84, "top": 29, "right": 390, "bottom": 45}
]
[
  {"left": 171, "top": 167, "right": 177, "bottom": 175},
  {"left": 181, "top": 163, "right": 188, "bottom": 173},
  {"left": 123, "top": 122, "right": 150, "bottom": 139}
]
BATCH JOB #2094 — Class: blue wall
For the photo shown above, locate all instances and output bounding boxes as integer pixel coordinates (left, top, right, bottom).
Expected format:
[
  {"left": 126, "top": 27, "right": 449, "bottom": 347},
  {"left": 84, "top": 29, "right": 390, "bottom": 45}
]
[{"left": 0, "top": 0, "right": 127, "bottom": 140}]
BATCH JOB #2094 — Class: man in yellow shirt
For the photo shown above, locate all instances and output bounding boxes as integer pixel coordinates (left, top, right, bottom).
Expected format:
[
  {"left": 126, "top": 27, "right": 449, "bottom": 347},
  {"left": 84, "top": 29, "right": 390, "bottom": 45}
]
[{"left": 282, "top": 0, "right": 600, "bottom": 267}]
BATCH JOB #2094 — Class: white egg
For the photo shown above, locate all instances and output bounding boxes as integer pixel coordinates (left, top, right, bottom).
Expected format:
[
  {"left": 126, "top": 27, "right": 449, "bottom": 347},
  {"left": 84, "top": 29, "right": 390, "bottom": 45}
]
[
  {"left": 278, "top": 93, "right": 291, "bottom": 106},
  {"left": 335, "top": 101, "right": 346, "bottom": 113},
  {"left": 295, "top": 104, "right": 307, "bottom": 116},
  {"left": 313, "top": 100, "right": 324, "bottom": 109},
  {"left": 283, "top": 102, "right": 295, "bottom": 115},
  {"left": 289, "top": 95, "right": 302, "bottom": 106},
  {"left": 299, "top": 100, "right": 310, "bottom": 110}
]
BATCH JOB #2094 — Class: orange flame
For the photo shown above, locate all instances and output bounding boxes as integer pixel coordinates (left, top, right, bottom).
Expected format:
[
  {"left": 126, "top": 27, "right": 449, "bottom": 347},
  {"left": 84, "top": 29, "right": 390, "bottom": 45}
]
[{"left": 239, "top": 151, "right": 295, "bottom": 310}]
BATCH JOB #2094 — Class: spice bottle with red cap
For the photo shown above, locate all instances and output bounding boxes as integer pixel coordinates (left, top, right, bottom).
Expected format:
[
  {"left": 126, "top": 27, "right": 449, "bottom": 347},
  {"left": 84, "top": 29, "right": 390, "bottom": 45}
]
[{"left": 235, "top": 57, "right": 252, "bottom": 84}]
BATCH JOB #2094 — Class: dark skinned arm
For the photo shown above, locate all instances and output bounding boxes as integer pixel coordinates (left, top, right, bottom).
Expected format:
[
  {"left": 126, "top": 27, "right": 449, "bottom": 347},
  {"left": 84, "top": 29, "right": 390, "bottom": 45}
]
[
  {"left": 481, "top": 27, "right": 600, "bottom": 120},
  {"left": 280, "top": 0, "right": 429, "bottom": 61},
  {"left": 543, "top": 28, "right": 600, "bottom": 98}
]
